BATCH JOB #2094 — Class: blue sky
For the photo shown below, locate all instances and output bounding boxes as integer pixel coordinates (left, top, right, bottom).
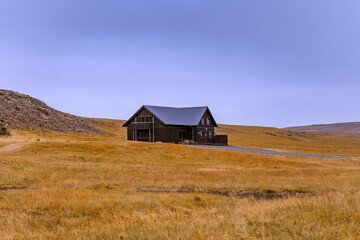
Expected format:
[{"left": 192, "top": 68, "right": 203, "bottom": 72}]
[{"left": 1, "top": 0, "right": 359, "bottom": 127}]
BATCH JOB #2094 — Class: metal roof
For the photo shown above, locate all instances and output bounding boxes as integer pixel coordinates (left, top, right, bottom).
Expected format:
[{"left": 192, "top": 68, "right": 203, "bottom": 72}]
[{"left": 144, "top": 105, "right": 208, "bottom": 126}]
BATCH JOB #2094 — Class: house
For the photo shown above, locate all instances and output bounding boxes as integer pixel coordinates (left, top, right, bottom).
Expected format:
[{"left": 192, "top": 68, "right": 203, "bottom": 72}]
[{"left": 122, "top": 105, "right": 227, "bottom": 145}]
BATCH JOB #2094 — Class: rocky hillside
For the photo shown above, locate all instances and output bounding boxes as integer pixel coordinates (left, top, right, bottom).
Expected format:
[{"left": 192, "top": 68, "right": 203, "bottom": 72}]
[
  {"left": 0, "top": 89, "right": 104, "bottom": 134},
  {"left": 285, "top": 122, "right": 360, "bottom": 133}
]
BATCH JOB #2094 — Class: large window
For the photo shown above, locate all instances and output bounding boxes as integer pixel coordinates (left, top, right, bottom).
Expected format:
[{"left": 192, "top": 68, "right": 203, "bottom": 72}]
[
  {"left": 137, "top": 130, "right": 149, "bottom": 138},
  {"left": 197, "top": 130, "right": 203, "bottom": 138},
  {"left": 209, "top": 130, "right": 213, "bottom": 139}
]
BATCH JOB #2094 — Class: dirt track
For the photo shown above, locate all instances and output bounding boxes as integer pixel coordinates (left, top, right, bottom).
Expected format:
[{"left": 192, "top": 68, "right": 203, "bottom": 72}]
[{"left": 0, "top": 142, "right": 28, "bottom": 153}]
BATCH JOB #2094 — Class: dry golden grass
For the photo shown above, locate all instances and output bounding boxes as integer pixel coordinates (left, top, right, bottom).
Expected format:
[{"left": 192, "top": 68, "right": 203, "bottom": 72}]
[
  {"left": 1, "top": 120, "right": 360, "bottom": 239},
  {"left": 217, "top": 124, "right": 360, "bottom": 155}
]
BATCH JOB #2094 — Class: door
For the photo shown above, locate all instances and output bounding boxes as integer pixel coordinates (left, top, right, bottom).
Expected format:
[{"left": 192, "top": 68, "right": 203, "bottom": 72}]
[{"left": 179, "top": 130, "right": 186, "bottom": 141}]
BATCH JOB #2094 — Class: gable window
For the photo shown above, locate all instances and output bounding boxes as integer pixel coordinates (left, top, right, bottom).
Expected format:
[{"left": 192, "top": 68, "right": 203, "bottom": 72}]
[
  {"left": 201, "top": 118, "right": 205, "bottom": 125},
  {"left": 206, "top": 118, "right": 210, "bottom": 125},
  {"left": 135, "top": 116, "right": 153, "bottom": 123}
]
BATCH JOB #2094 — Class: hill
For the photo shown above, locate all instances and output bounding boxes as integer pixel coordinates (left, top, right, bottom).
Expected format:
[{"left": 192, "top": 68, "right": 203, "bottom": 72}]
[
  {"left": 285, "top": 122, "right": 360, "bottom": 133},
  {"left": 0, "top": 89, "right": 103, "bottom": 134}
]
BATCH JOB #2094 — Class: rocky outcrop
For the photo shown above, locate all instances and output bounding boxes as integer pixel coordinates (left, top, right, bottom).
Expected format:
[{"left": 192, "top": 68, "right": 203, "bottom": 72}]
[
  {"left": 0, "top": 125, "right": 10, "bottom": 135},
  {"left": 0, "top": 89, "right": 104, "bottom": 134}
]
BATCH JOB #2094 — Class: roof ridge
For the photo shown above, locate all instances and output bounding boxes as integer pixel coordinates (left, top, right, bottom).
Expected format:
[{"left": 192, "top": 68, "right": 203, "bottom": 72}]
[{"left": 144, "top": 105, "right": 208, "bottom": 109}]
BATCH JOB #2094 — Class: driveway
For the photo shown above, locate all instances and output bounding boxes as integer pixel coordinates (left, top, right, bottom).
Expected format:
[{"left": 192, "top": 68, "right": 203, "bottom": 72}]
[{"left": 192, "top": 145, "right": 356, "bottom": 158}]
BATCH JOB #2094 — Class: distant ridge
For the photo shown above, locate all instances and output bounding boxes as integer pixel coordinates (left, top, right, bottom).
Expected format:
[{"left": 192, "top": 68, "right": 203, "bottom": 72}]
[
  {"left": 0, "top": 89, "right": 104, "bottom": 134},
  {"left": 285, "top": 122, "right": 360, "bottom": 133}
]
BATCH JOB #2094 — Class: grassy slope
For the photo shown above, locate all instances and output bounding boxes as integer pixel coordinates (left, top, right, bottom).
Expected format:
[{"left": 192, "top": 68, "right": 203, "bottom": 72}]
[
  {"left": 218, "top": 124, "right": 360, "bottom": 155},
  {"left": 0, "top": 120, "right": 360, "bottom": 239}
]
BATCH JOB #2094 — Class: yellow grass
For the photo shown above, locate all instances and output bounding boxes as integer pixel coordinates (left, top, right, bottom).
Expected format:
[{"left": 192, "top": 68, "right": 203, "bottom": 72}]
[
  {"left": 0, "top": 120, "right": 360, "bottom": 239},
  {"left": 217, "top": 124, "right": 360, "bottom": 155}
]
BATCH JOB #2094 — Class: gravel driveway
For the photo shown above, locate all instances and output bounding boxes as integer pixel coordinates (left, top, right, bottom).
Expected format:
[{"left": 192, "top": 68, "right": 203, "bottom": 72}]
[{"left": 192, "top": 145, "right": 356, "bottom": 158}]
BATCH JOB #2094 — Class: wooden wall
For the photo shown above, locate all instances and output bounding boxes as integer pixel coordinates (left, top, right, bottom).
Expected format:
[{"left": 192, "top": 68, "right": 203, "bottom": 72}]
[{"left": 126, "top": 107, "right": 220, "bottom": 144}]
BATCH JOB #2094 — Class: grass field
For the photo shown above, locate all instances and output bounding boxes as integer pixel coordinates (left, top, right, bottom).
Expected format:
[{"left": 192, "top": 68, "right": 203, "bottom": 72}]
[
  {"left": 217, "top": 125, "right": 360, "bottom": 155},
  {"left": 1, "top": 120, "right": 360, "bottom": 239}
]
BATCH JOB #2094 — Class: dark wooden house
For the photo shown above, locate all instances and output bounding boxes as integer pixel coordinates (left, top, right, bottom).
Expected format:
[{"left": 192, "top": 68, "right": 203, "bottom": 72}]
[{"left": 123, "top": 105, "right": 227, "bottom": 145}]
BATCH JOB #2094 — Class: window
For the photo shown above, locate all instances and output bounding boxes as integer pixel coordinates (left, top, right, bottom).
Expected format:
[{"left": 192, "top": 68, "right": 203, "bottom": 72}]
[
  {"left": 137, "top": 130, "right": 148, "bottom": 138},
  {"left": 209, "top": 131, "right": 213, "bottom": 139},
  {"left": 136, "top": 116, "right": 153, "bottom": 123},
  {"left": 201, "top": 118, "right": 205, "bottom": 125},
  {"left": 197, "top": 130, "right": 203, "bottom": 138},
  {"left": 206, "top": 118, "right": 210, "bottom": 125}
]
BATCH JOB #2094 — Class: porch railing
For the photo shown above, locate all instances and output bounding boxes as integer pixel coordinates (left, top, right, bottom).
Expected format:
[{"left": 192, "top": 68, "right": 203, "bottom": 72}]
[{"left": 130, "top": 122, "right": 153, "bottom": 129}]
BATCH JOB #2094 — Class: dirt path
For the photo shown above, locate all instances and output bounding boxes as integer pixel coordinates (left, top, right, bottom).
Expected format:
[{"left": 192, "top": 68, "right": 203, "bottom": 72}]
[
  {"left": 0, "top": 142, "right": 29, "bottom": 153},
  {"left": 192, "top": 145, "right": 358, "bottom": 158}
]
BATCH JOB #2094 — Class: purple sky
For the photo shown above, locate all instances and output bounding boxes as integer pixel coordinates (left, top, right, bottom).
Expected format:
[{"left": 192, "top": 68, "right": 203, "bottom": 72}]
[{"left": 1, "top": 0, "right": 360, "bottom": 127}]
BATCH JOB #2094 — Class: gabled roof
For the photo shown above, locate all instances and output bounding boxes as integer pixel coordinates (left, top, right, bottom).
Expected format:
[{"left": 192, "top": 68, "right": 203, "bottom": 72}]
[{"left": 123, "top": 105, "right": 218, "bottom": 127}]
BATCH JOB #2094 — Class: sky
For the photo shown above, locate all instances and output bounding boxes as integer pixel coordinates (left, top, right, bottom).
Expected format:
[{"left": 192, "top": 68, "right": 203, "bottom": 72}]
[{"left": 1, "top": 0, "right": 360, "bottom": 127}]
